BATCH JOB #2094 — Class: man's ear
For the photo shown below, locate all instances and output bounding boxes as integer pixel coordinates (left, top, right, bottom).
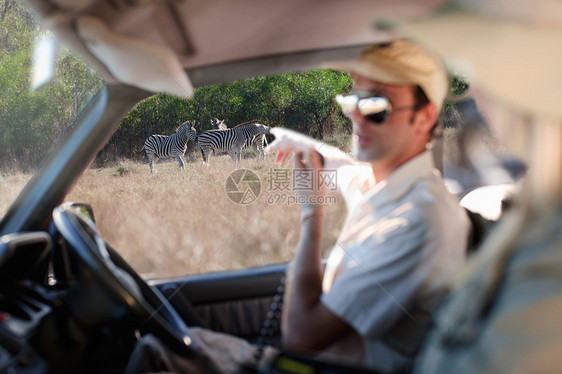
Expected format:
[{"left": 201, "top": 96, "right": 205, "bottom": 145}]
[{"left": 415, "top": 102, "right": 439, "bottom": 135}]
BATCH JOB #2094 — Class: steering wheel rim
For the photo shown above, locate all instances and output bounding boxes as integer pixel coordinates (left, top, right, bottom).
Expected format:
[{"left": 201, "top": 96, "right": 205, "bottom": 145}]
[{"left": 52, "top": 204, "right": 197, "bottom": 357}]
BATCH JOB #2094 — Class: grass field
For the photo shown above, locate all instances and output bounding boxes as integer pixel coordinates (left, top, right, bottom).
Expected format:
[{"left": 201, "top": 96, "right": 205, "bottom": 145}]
[
  {"left": 0, "top": 172, "right": 32, "bottom": 218},
  {"left": 1, "top": 128, "right": 492, "bottom": 280},
  {"left": 24, "top": 154, "right": 346, "bottom": 279},
  {"left": 0, "top": 134, "right": 350, "bottom": 280}
]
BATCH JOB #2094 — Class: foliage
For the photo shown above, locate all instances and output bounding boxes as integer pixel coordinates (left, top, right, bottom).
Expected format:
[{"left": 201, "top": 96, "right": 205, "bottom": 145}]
[
  {"left": 323, "top": 131, "right": 352, "bottom": 153},
  {"left": 106, "top": 70, "right": 354, "bottom": 163},
  {"left": 0, "top": 0, "right": 103, "bottom": 171},
  {"left": 442, "top": 74, "right": 471, "bottom": 128},
  {"left": 450, "top": 75, "right": 470, "bottom": 96}
]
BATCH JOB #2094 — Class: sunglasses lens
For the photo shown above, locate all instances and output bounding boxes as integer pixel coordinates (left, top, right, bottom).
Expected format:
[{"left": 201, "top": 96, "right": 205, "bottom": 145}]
[
  {"left": 336, "top": 94, "right": 391, "bottom": 125},
  {"left": 358, "top": 97, "right": 391, "bottom": 125},
  {"left": 365, "top": 111, "right": 388, "bottom": 124}
]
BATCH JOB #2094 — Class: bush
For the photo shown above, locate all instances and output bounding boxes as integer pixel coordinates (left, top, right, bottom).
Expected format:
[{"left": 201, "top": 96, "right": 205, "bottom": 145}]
[{"left": 99, "top": 70, "right": 354, "bottom": 165}]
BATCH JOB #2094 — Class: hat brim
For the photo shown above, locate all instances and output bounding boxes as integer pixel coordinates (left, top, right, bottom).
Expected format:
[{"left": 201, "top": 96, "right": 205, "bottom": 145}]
[
  {"left": 322, "top": 59, "right": 414, "bottom": 87},
  {"left": 398, "top": 10, "right": 562, "bottom": 120}
]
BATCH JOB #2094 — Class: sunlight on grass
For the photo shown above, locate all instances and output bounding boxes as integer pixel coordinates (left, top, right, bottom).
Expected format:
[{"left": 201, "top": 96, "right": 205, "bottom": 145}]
[
  {"left": 65, "top": 154, "right": 347, "bottom": 278},
  {"left": 0, "top": 172, "right": 33, "bottom": 219}
]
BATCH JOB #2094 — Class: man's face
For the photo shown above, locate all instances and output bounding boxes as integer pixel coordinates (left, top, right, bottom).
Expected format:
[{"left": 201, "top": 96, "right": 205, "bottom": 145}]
[{"left": 350, "top": 75, "right": 420, "bottom": 164}]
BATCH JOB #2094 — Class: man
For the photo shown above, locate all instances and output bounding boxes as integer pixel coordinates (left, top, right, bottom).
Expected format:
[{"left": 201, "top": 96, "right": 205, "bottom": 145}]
[
  {"left": 266, "top": 39, "right": 470, "bottom": 373},
  {"left": 125, "top": 39, "right": 470, "bottom": 374}
]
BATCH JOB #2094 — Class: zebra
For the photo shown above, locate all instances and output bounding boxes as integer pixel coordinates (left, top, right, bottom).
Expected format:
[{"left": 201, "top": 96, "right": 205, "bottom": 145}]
[
  {"left": 210, "top": 119, "right": 268, "bottom": 161},
  {"left": 197, "top": 120, "right": 270, "bottom": 167},
  {"left": 211, "top": 118, "right": 228, "bottom": 130},
  {"left": 141, "top": 121, "right": 198, "bottom": 174},
  {"left": 207, "top": 118, "right": 229, "bottom": 157},
  {"left": 243, "top": 133, "right": 269, "bottom": 161}
]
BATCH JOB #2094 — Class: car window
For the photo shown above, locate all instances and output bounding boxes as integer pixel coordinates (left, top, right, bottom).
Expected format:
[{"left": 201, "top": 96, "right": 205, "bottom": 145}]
[
  {"left": 1, "top": 2, "right": 525, "bottom": 280},
  {"left": 60, "top": 80, "right": 524, "bottom": 279},
  {"left": 61, "top": 66, "right": 356, "bottom": 278}
]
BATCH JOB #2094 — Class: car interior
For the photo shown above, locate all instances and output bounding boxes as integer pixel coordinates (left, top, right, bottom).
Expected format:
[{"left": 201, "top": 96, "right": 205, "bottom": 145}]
[{"left": 0, "top": 0, "right": 521, "bottom": 373}]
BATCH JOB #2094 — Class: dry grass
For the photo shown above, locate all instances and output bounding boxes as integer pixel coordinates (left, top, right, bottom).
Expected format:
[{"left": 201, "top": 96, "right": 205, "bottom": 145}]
[
  {"left": 0, "top": 129, "right": 496, "bottom": 280},
  {"left": 0, "top": 172, "right": 33, "bottom": 218},
  {"left": 63, "top": 155, "right": 347, "bottom": 278}
]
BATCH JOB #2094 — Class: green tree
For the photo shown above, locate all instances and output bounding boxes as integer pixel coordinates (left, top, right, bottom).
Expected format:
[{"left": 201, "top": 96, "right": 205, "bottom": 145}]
[
  {"left": 0, "top": 0, "right": 103, "bottom": 170},
  {"left": 110, "top": 69, "right": 353, "bottom": 163}
]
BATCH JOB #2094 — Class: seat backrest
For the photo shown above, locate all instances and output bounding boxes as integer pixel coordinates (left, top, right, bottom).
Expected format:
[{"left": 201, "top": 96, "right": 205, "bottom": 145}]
[
  {"left": 464, "top": 208, "right": 496, "bottom": 254},
  {"left": 461, "top": 183, "right": 517, "bottom": 254}
]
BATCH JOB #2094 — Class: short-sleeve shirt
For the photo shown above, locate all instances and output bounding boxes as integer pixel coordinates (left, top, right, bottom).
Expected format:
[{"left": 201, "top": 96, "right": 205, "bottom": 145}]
[{"left": 319, "top": 150, "right": 470, "bottom": 373}]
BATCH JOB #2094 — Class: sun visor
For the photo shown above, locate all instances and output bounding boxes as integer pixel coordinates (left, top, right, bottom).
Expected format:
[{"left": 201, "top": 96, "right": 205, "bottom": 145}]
[{"left": 76, "top": 16, "right": 193, "bottom": 98}]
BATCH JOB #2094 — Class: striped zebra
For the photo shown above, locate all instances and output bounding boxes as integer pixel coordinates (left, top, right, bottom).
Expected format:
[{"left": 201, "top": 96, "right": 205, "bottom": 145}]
[
  {"left": 243, "top": 133, "right": 268, "bottom": 161},
  {"left": 198, "top": 120, "right": 270, "bottom": 167},
  {"left": 141, "top": 121, "right": 198, "bottom": 174},
  {"left": 211, "top": 118, "right": 228, "bottom": 130},
  {"left": 210, "top": 119, "right": 268, "bottom": 161}
]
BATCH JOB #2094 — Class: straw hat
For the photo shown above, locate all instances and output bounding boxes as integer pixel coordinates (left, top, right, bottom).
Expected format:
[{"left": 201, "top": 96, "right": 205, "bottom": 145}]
[{"left": 322, "top": 39, "right": 448, "bottom": 110}]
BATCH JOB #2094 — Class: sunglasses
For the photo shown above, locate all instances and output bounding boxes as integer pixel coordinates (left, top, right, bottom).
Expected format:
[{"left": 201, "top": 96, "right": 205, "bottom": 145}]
[{"left": 336, "top": 93, "right": 419, "bottom": 125}]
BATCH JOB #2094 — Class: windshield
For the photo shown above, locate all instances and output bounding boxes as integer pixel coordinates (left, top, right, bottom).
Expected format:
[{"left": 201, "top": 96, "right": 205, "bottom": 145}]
[
  {"left": 1, "top": 1, "right": 525, "bottom": 279},
  {"left": 62, "top": 72, "right": 354, "bottom": 278}
]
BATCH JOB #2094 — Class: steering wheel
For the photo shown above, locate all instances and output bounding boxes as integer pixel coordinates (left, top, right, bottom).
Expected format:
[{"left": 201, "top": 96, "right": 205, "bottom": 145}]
[{"left": 52, "top": 204, "right": 198, "bottom": 358}]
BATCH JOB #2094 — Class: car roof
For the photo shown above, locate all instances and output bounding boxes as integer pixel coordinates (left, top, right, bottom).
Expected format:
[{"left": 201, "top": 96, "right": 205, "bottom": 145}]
[{"left": 27, "top": 0, "right": 446, "bottom": 95}]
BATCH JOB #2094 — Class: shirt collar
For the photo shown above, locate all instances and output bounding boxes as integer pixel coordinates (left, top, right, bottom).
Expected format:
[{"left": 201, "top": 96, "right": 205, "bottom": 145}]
[{"left": 364, "top": 150, "right": 437, "bottom": 206}]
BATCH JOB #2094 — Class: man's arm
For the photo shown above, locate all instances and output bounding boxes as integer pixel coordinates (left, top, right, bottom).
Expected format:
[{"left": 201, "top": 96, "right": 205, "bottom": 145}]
[
  {"left": 281, "top": 150, "right": 354, "bottom": 352},
  {"left": 281, "top": 208, "right": 354, "bottom": 351}
]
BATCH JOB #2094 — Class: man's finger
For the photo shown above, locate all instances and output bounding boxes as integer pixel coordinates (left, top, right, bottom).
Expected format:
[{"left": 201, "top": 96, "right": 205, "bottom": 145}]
[{"left": 275, "top": 151, "right": 293, "bottom": 167}]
